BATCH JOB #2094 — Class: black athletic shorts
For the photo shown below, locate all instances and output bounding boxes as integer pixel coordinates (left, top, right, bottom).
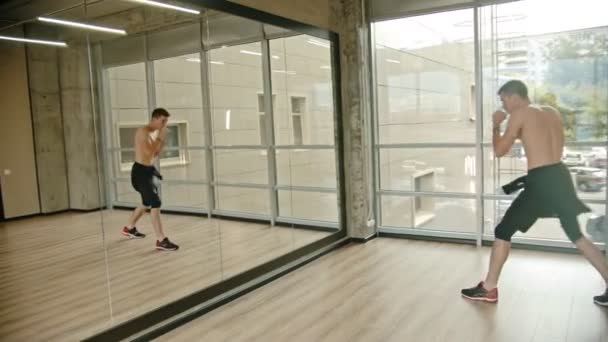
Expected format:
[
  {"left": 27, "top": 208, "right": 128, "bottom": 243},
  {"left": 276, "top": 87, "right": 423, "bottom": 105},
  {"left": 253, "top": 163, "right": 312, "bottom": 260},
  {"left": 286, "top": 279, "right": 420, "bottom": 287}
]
[
  {"left": 131, "top": 162, "right": 162, "bottom": 208},
  {"left": 495, "top": 162, "right": 591, "bottom": 242}
]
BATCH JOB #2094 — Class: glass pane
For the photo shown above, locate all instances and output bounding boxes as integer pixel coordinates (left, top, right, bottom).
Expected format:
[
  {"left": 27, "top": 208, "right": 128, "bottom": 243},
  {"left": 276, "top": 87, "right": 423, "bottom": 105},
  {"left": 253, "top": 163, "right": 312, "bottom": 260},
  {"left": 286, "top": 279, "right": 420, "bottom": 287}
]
[
  {"left": 218, "top": 220, "right": 292, "bottom": 279},
  {"left": 162, "top": 183, "right": 207, "bottom": 209},
  {"left": 203, "top": 13, "right": 263, "bottom": 48},
  {"left": 216, "top": 187, "right": 270, "bottom": 215},
  {"left": 374, "top": 9, "right": 475, "bottom": 144},
  {"left": 380, "top": 148, "right": 477, "bottom": 193},
  {"left": 214, "top": 149, "right": 268, "bottom": 184},
  {"left": 270, "top": 35, "right": 335, "bottom": 145},
  {"left": 102, "top": 210, "right": 221, "bottom": 324},
  {"left": 106, "top": 63, "right": 148, "bottom": 148},
  {"left": 480, "top": 0, "right": 608, "bottom": 143},
  {"left": 278, "top": 190, "right": 338, "bottom": 223},
  {"left": 208, "top": 43, "right": 265, "bottom": 146},
  {"left": 484, "top": 199, "right": 605, "bottom": 243},
  {"left": 147, "top": 23, "right": 201, "bottom": 60},
  {"left": 381, "top": 195, "right": 476, "bottom": 233},
  {"left": 114, "top": 180, "right": 140, "bottom": 205},
  {"left": 276, "top": 149, "right": 336, "bottom": 188},
  {"left": 160, "top": 149, "right": 207, "bottom": 182}
]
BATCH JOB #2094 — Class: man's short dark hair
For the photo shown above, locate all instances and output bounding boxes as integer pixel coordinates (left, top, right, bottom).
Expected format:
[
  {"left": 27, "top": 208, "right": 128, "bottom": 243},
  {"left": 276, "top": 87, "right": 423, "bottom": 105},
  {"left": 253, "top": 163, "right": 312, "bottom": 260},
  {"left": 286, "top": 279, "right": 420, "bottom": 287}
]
[
  {"left": 151, "top": 107, "right": 170, "bottom": 119},
  {"left": 498, "top": 80, "right": 528, "bottom": 99}
]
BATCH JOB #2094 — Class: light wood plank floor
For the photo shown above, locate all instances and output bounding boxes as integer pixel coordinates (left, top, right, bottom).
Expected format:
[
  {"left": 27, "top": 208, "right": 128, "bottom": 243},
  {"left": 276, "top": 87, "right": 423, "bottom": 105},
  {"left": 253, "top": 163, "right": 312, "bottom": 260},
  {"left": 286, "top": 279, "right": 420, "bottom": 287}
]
[
  {"left": 158, "top": 238, "right": 608, "bottom": 342},
  {"left": 0, "top": 210, "right": 331, "bottom": 342}
]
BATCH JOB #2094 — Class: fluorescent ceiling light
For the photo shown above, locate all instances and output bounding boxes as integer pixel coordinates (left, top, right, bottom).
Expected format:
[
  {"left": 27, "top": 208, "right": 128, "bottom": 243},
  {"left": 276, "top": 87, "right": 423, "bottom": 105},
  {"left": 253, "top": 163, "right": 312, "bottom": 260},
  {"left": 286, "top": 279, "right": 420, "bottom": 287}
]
[
  {"left": 130, "top": 0, "right": 200, "bottom": 15},
  {"left": 307, "top": 39, "right": 330, "bottom": 48},
  {"left": 273, "top": 70, "right": 296, "bottom": 75},
  {"left": 320, "top": 65, "right": 331, "bottom": 70},
  {"left": 225, "top": 110, "right": 231, "bottom": 130},
  {"left": 272, "top": 55, "right": 280, "bottom": 59},
  {"left": 0, "top": 35, "right": 67, "bottom": 47},
  {"left": 240, "top": 50, "right": 262, "bottom": 56},
  {"left": 38, "top": 17, "right": 126, "bottom": 35},
  {"left": 386, "top": 59, "right": 401, "bottom": 64},
  {"left": 186, "top": 58, "right": 224, "bottom": 65}
]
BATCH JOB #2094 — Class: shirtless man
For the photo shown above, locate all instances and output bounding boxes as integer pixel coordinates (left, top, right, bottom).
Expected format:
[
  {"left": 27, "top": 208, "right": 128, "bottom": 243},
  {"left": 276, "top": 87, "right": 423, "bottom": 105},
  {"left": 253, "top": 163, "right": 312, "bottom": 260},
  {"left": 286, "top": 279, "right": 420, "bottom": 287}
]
[
  {"left": 121, "top": 108, "right": 179, "bottom": 251},
  {"left": 461, "top": 80, "right": 607, "bottom": 306}
]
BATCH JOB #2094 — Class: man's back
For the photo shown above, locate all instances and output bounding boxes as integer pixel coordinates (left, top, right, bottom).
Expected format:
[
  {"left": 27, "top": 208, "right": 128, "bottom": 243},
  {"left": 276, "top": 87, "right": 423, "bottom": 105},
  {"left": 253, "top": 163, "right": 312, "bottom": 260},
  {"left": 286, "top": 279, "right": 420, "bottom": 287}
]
[{"left": 518, "top": 105, "right": 565, "bottom": 170}]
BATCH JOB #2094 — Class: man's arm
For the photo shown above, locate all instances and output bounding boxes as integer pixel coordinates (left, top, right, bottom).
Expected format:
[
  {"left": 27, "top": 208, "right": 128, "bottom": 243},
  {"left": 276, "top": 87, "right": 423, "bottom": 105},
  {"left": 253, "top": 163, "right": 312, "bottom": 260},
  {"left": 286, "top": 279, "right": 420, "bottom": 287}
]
[
  {"left": 493, "top": 112, "right": 523, "bottom": 158},
  {"left": 136, "top": 128, "right": 165, "bottom": 155},
  {"left": 153, "top": 127, "right": 168, "bottom": 156}
]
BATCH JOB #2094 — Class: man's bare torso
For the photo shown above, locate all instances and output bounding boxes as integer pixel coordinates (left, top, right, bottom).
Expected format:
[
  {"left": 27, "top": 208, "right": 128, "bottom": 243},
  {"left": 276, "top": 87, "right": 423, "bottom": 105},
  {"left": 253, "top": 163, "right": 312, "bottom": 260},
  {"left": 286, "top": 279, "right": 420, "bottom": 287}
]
[
  {"left": 516, "top": 105, "right": 564, "bottom": 170},
  {"left": 134, "top": 127, "right": 157, "bottom": 166}
]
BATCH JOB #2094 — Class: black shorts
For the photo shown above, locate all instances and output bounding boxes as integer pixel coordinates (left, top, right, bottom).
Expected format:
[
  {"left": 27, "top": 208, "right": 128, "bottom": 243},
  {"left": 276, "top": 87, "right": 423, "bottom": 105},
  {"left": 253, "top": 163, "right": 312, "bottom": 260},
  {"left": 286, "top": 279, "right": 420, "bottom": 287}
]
[
  {"left": 131, "top": 162, "right": 162, "bottom": 208},
  {"left": 495, "top": 162, "right": 590, "bottom": 242}
]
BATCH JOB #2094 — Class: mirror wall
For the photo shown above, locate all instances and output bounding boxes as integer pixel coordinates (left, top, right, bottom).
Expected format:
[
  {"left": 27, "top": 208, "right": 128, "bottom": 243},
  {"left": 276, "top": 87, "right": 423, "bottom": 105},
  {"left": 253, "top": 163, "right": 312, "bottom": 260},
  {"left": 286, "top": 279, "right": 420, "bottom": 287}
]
[{"left": 0, "top": 1, "right": 343, "bottom": 340}]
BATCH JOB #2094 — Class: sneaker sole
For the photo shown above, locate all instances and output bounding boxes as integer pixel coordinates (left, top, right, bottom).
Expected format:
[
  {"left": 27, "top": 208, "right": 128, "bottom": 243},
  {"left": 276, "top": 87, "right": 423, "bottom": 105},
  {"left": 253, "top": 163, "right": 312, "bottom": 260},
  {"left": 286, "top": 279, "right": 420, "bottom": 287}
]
[
  {"left": 593, "top": 299, "right": 608, "bottom": 306},
  {"left": 155, "top": 246, "right": 179, "bottom": 251},
  {"left": 461, "top": 293, "right": 498, "bottom": 303},
  {"left": 122, "top": 232, "right": 145, "bottom": 239}
]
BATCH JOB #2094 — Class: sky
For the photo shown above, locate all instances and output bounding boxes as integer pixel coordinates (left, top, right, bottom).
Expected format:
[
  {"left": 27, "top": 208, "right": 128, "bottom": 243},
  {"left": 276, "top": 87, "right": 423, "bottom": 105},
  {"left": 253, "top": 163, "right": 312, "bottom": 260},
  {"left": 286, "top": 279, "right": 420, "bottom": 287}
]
[{"left": 375, "top": 0, "right": 608, "bottom": 50}]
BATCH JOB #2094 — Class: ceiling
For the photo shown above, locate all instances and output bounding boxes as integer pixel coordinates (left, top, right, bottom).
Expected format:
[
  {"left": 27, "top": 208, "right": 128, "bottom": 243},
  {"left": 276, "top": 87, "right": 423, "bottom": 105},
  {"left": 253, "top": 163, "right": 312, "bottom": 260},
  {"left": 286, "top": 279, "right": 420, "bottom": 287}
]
[{"left": 0, "top": 0, "right": 141, "bottom": 30}]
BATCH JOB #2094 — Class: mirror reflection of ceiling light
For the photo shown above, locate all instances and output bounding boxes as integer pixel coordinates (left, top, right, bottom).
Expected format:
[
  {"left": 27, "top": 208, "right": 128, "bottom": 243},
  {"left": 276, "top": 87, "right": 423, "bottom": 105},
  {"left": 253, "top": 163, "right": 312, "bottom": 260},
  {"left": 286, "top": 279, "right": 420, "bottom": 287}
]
[
  {"left": 130, "top": 0, "right": 200, "bottom": 15},
  {"left": 240, "top": 50, "right": 262, "bottom": 56},
  {"left": 186, "top": 58, "right": 224, "bottom": 65},
  {"left": 307, "top": 39, "right": 330, "bottom": 48},
  {"left": 38, "top": 17, "right": 126, "bottom": 35},
  {"left": 0, "top": 35, "right": 67, "bottom": 47}
]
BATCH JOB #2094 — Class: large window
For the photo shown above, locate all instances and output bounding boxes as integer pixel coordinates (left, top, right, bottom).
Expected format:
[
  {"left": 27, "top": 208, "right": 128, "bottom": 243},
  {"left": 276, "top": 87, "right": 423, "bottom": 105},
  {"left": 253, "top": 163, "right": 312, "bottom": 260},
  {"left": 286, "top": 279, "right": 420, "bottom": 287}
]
[
  {"left": 374, "top": 8, "right": 476, "bottom": 236},
  {"left": 373, "top": 0, "right": 608, "bottom": 246}
]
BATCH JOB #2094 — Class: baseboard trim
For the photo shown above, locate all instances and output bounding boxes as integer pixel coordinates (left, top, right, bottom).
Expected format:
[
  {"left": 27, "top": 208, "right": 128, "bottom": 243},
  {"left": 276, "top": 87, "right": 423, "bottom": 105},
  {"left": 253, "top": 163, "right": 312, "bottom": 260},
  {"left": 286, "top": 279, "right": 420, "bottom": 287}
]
[{"left": 351, "top": 233, "right": 378, "bottom": 243}]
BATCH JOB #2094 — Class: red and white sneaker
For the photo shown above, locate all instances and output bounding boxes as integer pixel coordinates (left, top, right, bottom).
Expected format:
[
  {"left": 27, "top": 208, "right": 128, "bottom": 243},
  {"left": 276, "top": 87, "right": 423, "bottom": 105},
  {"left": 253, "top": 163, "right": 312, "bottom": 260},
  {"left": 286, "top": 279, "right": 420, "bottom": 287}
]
[
  {"left": 122, "top": 226, "right": 146, "bottom": 239},
  {"left": 461, "top": 281, "right": 498, "bottom": 303},
  {"left": 156, "top": 237, "right": 179, "bottom": 251}
]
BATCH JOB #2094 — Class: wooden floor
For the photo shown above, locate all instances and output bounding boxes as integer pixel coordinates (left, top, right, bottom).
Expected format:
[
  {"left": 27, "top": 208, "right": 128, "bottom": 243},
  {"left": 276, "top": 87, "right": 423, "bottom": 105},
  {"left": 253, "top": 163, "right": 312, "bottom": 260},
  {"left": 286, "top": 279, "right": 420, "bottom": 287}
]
[
  {"left": 0, "top": 210, "right": 330, "bottom": 342},
  {"left": 158, "top": 238, "right": 608, "bottom": 342}
]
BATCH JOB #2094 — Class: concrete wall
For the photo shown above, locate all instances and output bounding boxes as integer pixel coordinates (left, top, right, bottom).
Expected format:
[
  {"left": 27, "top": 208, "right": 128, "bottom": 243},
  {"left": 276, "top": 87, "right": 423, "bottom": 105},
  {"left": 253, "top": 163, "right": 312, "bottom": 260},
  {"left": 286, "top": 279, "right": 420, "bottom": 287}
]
[
  {"left": 25, "top": 25, "right": 70, "bottom": 213},
  {"left": 0, "top": 36, "right": 41, "bottom": 218},
  {"left": 58, "top": 43, "right": 104, "bottom": 210}
]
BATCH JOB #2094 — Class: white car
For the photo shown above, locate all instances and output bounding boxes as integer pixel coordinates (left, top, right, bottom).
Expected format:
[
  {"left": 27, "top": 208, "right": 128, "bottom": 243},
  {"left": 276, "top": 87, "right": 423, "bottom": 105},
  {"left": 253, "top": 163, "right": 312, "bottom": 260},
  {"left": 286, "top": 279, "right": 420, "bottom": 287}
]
[{"left": 562, "top": 152, "right": 586, "bottom": 167}]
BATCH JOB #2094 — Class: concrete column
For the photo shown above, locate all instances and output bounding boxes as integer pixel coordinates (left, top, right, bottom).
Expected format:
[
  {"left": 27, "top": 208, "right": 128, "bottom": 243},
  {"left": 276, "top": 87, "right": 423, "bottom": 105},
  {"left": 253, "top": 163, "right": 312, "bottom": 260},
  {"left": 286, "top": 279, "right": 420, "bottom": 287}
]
[
  {"left": 332, "top": 0, "right": 376, "bottom": 239},
  {"left": 0, "top": 27, "right": 41, "bottom": 219},
  {"left": 58, "top": 42, "right": 103, "bottom": 210},
  {"left": 25, "top": 24, "right": 70, "bottom": 213}
]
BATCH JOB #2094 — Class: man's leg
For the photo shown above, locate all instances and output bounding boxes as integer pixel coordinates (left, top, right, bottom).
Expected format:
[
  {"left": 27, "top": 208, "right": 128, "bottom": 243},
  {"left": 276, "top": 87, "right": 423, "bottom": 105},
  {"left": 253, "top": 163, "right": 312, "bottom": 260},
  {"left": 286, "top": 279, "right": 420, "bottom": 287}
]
[
  {"left": 484, "top": 238, "right": 512, "bottom": 289},
  {"left": 122, "top": 206, "right": 147, "bottom": 239},
  {"left": 575, "top": 237, "right": 608, "bottom": 285},
  {"left": 462, "top": 192, "right": 537, "bottom": 302},
  {"left": 562, "top": 216, "right": 608, "bottom": 305},
  {"left": 560, "top": 214, "right": 608, "bottom": 287},
  {"left": 147, "top": 188, "right": 179, "bottom": 251},
  {"left": 128, "top": 207, "right": 147, "bottom": 228},
  {"left": 150, "top": 208, "right": 166, "bottom": 241}
]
